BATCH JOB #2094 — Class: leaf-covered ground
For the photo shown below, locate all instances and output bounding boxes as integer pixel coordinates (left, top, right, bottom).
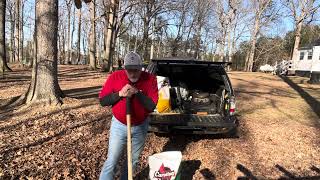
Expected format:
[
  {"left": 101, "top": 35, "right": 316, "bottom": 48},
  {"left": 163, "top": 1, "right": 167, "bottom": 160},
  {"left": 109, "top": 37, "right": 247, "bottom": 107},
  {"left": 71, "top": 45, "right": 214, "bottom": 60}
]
[{"left": 0, "top": 65, "right": 319, "bottom": 179}]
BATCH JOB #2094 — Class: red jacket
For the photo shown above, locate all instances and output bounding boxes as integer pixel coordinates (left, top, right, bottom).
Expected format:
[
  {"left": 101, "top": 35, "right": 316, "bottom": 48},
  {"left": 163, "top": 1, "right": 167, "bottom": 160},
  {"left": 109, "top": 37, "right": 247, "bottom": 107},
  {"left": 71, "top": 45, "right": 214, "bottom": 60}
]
[{"left": 99, "top": 70, "right": 158, "bottom": 125}]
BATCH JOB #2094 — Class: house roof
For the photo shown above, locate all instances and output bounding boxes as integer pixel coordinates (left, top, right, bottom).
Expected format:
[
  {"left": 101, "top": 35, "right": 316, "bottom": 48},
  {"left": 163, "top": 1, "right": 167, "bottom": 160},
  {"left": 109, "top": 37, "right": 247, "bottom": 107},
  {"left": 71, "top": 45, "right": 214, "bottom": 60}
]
[{"left": 298, "top": 39, "right": 320, "bottom": 50}]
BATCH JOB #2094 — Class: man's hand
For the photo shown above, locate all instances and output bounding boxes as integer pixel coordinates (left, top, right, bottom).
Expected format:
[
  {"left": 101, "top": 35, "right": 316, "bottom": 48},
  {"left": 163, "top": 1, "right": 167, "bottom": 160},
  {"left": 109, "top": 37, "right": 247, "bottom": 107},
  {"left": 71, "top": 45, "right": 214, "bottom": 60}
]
[{"left": 119, "top": 84, "right": 138, "bottom": 98}]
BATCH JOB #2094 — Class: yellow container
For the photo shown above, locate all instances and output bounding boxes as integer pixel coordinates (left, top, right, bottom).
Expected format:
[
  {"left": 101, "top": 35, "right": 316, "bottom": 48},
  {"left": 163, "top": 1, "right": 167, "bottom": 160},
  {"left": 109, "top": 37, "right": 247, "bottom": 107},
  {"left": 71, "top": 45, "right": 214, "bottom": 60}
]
[{"left": 156, "top": 87, "right": 171, "bottom": 113}]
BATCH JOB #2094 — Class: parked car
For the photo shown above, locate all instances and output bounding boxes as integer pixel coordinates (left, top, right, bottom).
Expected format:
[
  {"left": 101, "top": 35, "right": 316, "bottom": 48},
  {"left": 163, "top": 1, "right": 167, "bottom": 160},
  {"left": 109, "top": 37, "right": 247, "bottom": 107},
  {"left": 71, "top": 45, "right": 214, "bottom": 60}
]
[{"left": 147, "top": 58, "right": 238, "bottom": 135}]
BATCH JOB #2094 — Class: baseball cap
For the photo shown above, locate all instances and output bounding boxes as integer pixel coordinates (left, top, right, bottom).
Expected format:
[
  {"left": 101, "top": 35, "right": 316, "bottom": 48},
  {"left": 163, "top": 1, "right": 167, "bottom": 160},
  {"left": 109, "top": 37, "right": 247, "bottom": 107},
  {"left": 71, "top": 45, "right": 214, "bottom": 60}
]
[{"left": 124, "top": 52, "right": 143, "bottom": 70}]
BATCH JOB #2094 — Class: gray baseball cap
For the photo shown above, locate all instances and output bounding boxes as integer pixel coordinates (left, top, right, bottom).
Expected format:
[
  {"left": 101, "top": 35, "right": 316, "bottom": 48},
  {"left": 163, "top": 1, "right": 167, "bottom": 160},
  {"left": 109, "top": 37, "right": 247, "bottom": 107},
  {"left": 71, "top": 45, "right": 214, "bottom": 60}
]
[{"left": 124, "top": 52, "right": 143, "bottom": 70}]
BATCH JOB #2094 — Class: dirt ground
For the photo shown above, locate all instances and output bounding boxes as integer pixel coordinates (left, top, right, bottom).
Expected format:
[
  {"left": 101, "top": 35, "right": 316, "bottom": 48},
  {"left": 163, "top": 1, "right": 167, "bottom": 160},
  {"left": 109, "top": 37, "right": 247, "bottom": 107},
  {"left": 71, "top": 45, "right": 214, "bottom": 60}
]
[{"left": 0, "top": 65, "right": 319, "bottom": 180}]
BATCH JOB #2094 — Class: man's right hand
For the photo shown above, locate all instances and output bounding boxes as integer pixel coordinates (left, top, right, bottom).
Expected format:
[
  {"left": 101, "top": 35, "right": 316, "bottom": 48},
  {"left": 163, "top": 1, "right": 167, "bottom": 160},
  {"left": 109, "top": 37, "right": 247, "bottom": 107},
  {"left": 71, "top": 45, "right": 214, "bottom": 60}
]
[{"left": 119, "top": 84, "right": 138, "bottom": 98}]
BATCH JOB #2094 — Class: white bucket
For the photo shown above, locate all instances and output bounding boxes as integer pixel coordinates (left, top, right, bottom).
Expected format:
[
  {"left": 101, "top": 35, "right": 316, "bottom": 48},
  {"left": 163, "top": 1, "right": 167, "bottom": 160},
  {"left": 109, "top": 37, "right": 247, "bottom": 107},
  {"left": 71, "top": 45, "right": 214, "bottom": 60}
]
[{"left": 148, "top": 151, "right": 182, "bottom": 180}]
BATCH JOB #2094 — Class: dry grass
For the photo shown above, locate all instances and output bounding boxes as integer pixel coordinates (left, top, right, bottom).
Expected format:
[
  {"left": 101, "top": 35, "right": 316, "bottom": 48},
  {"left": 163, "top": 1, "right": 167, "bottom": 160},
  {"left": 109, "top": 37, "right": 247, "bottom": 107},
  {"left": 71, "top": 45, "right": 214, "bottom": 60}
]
[{"left": 0, "top": 66, "right": 319, "bottom": 179}]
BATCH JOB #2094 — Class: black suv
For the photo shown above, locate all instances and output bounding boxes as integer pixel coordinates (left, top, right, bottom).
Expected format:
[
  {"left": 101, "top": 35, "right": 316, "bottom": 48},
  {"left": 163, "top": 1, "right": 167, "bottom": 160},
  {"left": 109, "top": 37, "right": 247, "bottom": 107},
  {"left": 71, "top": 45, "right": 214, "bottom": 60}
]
[{"left": 147, "top": 58, "right": 237, "bottom": 134}]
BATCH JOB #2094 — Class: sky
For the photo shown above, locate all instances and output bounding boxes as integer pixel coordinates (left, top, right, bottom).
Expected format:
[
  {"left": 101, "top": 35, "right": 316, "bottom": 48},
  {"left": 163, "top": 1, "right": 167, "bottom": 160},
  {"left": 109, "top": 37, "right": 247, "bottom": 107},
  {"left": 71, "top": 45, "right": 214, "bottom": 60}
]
[{"left": 5, "top": 0, "right": 315, "bottom": 55}]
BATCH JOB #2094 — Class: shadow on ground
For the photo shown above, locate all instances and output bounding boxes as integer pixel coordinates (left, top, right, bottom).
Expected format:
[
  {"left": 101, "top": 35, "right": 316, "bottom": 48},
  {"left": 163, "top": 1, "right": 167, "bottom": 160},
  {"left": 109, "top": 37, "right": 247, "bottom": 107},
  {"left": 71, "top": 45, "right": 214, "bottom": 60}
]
[
  {"left": 63, "top": 86, "right": 101, "bottom": 99},
  {"left": 236, "top": 164, "right": 320, "bottom": 180},
  {"left": 160, "top": 133, "right": 239, "bottom": 153},
  {"left": 279, "top": 76, "right": 320, "bottom": 124}
]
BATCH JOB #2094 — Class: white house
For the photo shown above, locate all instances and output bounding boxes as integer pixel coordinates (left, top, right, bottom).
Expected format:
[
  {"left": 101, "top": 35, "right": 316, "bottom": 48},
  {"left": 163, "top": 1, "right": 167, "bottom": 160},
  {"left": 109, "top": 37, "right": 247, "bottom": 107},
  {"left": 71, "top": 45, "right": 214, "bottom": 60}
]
[{"left": 293, "top": 40, "right": 320, "bottom": 83}]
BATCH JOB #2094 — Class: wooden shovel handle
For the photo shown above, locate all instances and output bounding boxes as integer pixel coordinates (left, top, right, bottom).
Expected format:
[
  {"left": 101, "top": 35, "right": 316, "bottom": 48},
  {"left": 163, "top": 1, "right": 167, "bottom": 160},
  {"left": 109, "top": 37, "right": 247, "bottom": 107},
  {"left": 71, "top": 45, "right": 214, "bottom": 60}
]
[{"left": 126, "top": 97, "right": 133, "bottom": 180}]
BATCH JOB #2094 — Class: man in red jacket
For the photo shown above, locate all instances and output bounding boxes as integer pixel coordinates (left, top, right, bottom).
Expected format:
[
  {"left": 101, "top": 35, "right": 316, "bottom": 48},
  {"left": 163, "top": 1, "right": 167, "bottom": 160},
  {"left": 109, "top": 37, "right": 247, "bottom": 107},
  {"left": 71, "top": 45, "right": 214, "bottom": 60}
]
[{"left": 98, "top": 52, "right": 158, "bottom": 180}]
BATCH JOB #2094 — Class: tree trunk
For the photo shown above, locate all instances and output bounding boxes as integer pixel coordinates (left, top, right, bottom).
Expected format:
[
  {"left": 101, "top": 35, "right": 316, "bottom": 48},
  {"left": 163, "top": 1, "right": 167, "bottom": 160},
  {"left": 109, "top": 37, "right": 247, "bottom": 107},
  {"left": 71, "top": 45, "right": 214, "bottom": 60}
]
[
  {"left": 30, "top": 32, "right": 36, "bottom": 67},
  {"left": 116, "top": 35, "right": 120, "bottom": 63},
  {"left": 134, "top": 19, "right": 139, "bottom": 52},
  {"left": 157, "top": 33, "right": 161, "bottom": 58},
  {"left": 57, "top": 27, "right": 61, "bottom": 64},
  {"left": 66, "top": 3, "right": 71, "bottom": 64},
  {"left": 82, "top": 31, "right": 87, "bottom": 64},
  {"left": 97, "top": 34, "right": 101, "bottom": 66},
  {"left": 211, "top": 42, "right": 216, "bottom": 61},
  {"left": 103, "top": 18, "right": 111, "bottom": 70},
  {"left": 77, "top": 8, "right": 81, "bottom": 64},
  {"left": 184, "top": 20, "right": 194, "bottom": 54},
  {"left": 0, "top": 0, "right": 12, "bottom": 73},
  {"left": 89, "top": 0, "right": 96, "bottom": 70},
  {"left": 23, "top": 0, "right": 62, "bottom": 106},
  {"left": 150, "top": 17, "right": 156, "bottom": 60},
  {"left": 227, "top": 26, "right": 232, "bottom": 71},
  {"left": 60, "top": 27, "right": 65, "bottom": 64},
  {"left": 103, "top": 0, "right": 116, "bottom": 72},
  {"left": 70, "top": 6, "right": 76, "bottom": 64},
  {"left": 171, "top": 6, "right": 185, "bottom": 57},
  {"left": 9, "top": 6, "right": 14, "bottom": 63},
  {"left": 14, "top": 0, "right": 20, "bottom": 63},
  {"left": 291, "top": 20, "right": 303, "bottom": 69},
  {"left": 19, "top": 0, "right": 23, "bottom": 65},
  {"left": 227, "top": 27, "right": 232, "bottom": 63},
  {"left": 218, "top": 30, "right": 226, "bottom": 62},
  {"left": 171, "top": 40, "right": 178, "bottom": 57},
  {"left": 194, "top": 26, "right": 202, "bottom": 59},
  {"left": 245, "top": 16, "right": 260, "bottom": 72},
  {"left": 126, "top": 26, "right": 131, "bottom": 53},
  {"left": 142, "top": 17, "right": 150, "bottom": 62},
  {"left": 231, "top": 36, "right": 236, "bottom": 70}
]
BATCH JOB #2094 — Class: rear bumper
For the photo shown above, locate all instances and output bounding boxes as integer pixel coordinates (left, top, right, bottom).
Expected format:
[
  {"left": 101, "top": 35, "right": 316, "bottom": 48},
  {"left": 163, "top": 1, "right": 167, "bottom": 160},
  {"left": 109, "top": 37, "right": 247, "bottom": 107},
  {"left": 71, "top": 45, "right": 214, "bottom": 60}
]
[{"left": 148, "top": 113, "right": 237, "bottom": 134}]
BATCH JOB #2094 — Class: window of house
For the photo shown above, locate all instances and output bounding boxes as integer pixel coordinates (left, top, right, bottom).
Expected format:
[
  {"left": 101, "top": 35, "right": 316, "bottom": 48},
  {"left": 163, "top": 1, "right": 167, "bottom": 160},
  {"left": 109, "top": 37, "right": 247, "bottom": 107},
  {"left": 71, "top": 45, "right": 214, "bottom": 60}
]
[
  {"left": 308, "top": 51, "right": 312, "bottom": 60},
  {"left": 300, "top": 52, "right": 304, "bottom": 60}
]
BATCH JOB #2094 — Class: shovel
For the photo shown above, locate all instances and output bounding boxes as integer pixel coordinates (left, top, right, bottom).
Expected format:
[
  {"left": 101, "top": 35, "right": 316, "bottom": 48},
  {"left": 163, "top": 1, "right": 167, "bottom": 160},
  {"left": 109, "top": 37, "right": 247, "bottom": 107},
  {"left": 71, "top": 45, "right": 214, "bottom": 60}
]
[{"left": 126, "top": 97, "right": 133, "bottom": 180}]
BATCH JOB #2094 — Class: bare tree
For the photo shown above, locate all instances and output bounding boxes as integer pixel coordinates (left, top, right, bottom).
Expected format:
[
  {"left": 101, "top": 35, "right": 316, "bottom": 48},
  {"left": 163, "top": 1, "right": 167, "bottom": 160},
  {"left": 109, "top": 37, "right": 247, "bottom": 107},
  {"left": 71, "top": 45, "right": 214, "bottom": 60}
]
[
  {"left": 229, "top": 12, "right": 247, "bottom": 67},
  {"left": 77, "top": 8, "right": 81, "bottom": 64},
  {"left": 89, "top": 0, "right": 96, "bottom": 69},
  {"left": 103, "top": 0, "right": 133, "bottom": 71},
  {"left": 244, "top": 0, "right": 277, "bottom": 72},
  {"left": 192, "top": 0, "right": 212, "bottom": 59},
  {"left": 214, "top": 0, "right": 240, "bottom": 62},
  {"left": 137, "top": 0, "right": 173, "bottom": 61},
  {"left": 14, "top": 0, "right": 20, "bottom": 63},
  {"left": 103, "top": 0, "right": 117, "bottom": 72},
  {"left": 7, "top": 0, "right": 15, "bottom": 63},
  {"left": 81, "top": 10, "right": 89, "bottom": 65},
  {"left": 1, "top": 0, "right": 12, "bottom": 73},
  {"left": 65, "top": 0, "right": 72, "bottom": 64},
  {"left": 19, "top": 0, "right": 23, "bottom": 65},
  {"left": 170, "top": 0, "right": 191, "bottom": 57},
  {"left": 60, "top": 24, "right": 66, "bottom": 64},
  {"left": 226, "top": 0, "right": 240, "bottom": 64},
  {"left": 13, "top": 0, "right": 63, "bottom": 106},
  {"left": 71, "top": 5, "right": 76, "bottom": 64},
  {"left": 139, "top": 0, "right": 154, "bottom": 61},
  {"left": 133, "top": 18, "right": 141, "bottom": 52},
  {"left": 57, "top": 4, "right": 64, "bottom": 64},
  {"left": 285, "top": 0, "right": 320, "bottom": 67},
  {"left": 73, "top": 0, "right": 93, "bottom": 65}
]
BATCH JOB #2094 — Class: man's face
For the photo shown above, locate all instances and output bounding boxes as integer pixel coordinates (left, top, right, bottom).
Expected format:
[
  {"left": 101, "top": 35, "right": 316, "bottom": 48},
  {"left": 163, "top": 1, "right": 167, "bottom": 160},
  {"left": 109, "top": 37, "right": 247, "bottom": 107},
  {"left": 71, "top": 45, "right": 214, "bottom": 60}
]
[{"left": 125, "top": 69, "right": 142, "bottom": 83}]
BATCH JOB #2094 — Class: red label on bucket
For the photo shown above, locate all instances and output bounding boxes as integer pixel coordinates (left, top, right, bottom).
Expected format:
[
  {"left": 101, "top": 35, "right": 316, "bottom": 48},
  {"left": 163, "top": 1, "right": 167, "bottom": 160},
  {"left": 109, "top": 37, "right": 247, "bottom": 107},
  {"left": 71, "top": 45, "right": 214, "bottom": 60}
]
[{"left": 153, "top": 163, "right": 176, "bottom": 180}]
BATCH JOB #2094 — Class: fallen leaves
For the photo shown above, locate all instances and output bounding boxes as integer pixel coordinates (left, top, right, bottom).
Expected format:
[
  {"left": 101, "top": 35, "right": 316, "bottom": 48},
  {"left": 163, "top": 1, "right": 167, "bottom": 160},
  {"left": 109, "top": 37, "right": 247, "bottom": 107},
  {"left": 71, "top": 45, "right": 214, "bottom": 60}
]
[{"left": 1, "top": 66, "right": 319, "bottom": 179}]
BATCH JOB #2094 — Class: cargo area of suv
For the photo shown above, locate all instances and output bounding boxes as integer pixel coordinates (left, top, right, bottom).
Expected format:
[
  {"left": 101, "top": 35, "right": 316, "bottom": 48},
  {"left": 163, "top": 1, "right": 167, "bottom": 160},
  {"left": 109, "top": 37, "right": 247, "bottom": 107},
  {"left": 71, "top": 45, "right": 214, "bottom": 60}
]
[{"left": 147, "top": 59, "right": 237, "bottom": 134}]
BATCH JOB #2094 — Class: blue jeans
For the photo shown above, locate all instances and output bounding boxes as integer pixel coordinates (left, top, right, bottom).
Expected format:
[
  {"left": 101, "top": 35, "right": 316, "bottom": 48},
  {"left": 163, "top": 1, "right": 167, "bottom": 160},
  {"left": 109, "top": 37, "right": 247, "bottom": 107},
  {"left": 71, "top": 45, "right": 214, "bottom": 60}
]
[{"left": 99, "top": 116, "right": 149, "bottom": 180}]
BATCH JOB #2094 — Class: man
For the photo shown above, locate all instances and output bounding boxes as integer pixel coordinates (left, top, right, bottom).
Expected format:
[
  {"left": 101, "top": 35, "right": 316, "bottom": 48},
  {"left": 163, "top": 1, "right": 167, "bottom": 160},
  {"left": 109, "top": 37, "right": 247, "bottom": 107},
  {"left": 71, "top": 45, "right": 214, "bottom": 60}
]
[{"left": 98, "top": 52, "right": 158, "bottom": 180}]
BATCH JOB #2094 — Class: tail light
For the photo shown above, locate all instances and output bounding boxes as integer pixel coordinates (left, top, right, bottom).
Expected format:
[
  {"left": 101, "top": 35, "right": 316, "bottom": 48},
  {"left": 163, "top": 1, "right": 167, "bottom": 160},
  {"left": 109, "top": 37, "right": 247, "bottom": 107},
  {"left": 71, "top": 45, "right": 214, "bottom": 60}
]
[{"left": 229, "top": 96, "right": 236, "bottom": 115}]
